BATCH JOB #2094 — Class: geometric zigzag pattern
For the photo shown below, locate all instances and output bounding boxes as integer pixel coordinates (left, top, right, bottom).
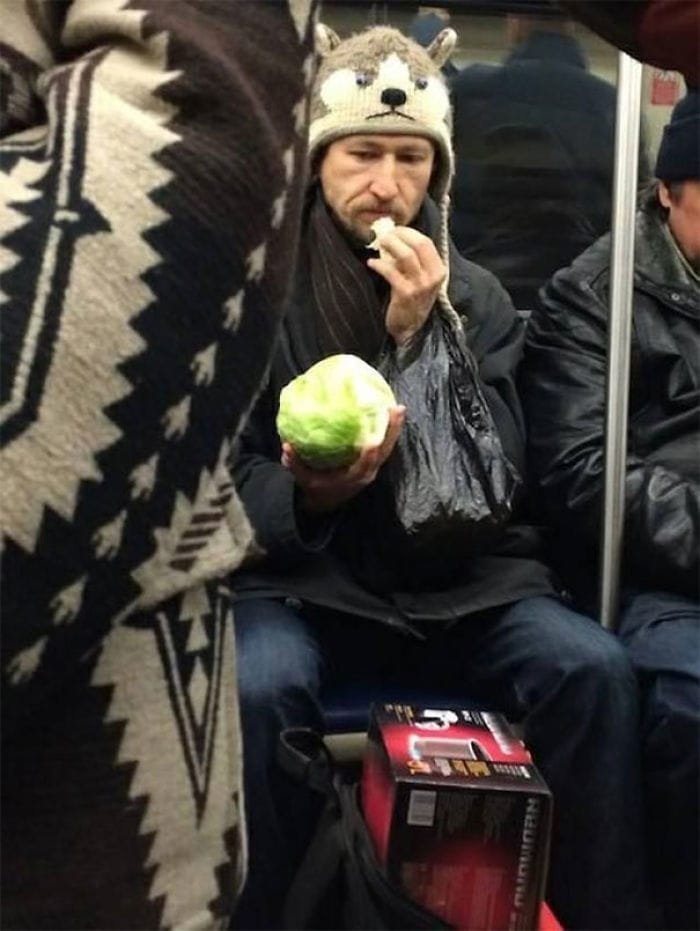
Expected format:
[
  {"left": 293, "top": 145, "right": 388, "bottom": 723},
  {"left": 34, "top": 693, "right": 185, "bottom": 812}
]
[{"left": 1, "top": 0, "right": 317, "bottom": 926}]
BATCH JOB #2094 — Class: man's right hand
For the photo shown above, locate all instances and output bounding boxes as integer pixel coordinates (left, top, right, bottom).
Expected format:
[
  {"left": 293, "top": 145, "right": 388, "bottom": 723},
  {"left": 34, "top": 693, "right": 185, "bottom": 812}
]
[{"left": 282, "top": 406, "right": 406, "bottom": 514}]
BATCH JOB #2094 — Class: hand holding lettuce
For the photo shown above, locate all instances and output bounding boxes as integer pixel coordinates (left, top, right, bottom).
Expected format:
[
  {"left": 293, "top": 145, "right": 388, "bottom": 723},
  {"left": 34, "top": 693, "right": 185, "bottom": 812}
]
[
  {"left": 277, "top": 354, "right": 405, "bottom": 514},
  {"left": 275, "top": 325, "right": 519, "bottom": 550}
]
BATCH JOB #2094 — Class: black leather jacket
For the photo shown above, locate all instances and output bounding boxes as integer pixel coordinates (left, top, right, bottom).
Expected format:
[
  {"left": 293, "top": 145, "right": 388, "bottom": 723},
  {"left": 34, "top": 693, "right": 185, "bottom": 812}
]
[{"left": 522, "top": 193, "right": 700, "bottom": 599}]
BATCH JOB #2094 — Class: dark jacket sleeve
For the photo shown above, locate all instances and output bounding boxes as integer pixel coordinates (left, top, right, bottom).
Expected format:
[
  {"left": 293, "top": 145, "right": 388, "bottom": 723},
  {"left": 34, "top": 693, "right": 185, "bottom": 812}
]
[
  {"left": 457, "top": 260, "right": 527, "bottom": 477},
  {"left": 522, "top": 268, "right": 700, "bottom": 596}
]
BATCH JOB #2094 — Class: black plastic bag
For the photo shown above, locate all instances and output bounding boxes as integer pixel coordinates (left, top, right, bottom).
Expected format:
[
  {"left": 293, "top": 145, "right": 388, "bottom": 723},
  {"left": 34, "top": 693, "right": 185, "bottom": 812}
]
[
  {"left": 279, "top": 728, "right": 451, "bottom": 931},
  {"left": 378, "top": 312, "right": 520, "bottom": 556}
]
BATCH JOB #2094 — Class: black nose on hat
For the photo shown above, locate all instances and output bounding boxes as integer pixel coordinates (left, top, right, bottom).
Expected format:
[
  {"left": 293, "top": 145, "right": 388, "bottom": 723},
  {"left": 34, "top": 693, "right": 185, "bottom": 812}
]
[{"left": 380, "top": 87, "right": 407, "bottom": 108}]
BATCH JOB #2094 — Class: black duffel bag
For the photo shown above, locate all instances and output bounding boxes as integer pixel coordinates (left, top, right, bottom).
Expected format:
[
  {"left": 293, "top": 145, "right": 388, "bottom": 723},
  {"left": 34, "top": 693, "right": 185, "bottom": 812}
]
[{"left": 279, "top": 728, "right": 450, "bottom": 931}]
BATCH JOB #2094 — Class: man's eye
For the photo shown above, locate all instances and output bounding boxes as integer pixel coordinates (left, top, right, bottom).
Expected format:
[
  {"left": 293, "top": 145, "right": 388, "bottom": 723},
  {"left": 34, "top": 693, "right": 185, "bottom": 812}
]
[{"left": 351, "top": 151, "right": 374, "bottom": 160}]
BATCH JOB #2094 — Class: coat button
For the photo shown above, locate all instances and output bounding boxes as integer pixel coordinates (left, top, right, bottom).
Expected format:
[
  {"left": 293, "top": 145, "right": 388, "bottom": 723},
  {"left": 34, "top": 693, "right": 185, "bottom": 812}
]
[{"left": 670, "top": 292, "right": 681, "bottom": 302}]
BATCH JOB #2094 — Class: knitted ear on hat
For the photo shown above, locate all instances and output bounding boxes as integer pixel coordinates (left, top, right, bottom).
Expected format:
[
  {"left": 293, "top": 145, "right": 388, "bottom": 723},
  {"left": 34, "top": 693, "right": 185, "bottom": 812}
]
[
  {"left": 316, "top": 23, "right": 341, "bottom": 57},
  {"left": 425, "top": 27, "right": 457, "bottom": 69},
  {"left": 309, "top": 24, "right": 456, "bottom": 202}
]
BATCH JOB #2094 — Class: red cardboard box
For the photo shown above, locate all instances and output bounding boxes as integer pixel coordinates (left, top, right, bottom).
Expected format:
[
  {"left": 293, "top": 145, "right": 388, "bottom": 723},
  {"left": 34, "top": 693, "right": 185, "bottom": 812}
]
[{"left": 362, "top": 704, "right": 553, "bottom": 931}]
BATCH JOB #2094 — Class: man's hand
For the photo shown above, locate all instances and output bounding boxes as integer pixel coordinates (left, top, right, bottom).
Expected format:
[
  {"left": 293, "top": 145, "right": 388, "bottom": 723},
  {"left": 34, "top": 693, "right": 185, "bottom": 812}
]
[
  {"left": 282, "top": 406, "right": 406, "bottom": 514},
  {"left": 367, "top": 227, "right": 446, "bottom": 346}
]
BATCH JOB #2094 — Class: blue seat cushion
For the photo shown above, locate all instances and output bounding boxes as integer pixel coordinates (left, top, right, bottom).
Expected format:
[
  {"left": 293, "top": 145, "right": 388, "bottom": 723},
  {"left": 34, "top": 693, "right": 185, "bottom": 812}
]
[{"left": 321, "top": 680, "right": 488, "bottom": 734}]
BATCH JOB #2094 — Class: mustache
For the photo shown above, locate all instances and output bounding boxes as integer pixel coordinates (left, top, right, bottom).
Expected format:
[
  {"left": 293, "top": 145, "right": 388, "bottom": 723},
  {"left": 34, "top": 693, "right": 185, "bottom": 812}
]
[{"left": 355, "top": 204, "right": 396, "bottom": 218}]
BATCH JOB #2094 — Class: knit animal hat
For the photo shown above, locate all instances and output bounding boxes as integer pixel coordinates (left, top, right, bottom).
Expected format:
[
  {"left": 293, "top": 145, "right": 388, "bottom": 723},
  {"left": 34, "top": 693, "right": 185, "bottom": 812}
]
[
  {"left": 309, "top": 24, "right": 457, "bottom": 205},
  {"left": 309, "top": 24, "right": 461, "bottom": 325}
]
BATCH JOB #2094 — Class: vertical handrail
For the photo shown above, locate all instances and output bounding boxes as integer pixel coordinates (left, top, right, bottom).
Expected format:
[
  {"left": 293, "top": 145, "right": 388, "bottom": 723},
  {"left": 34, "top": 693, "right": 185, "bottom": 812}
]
[{"left": 599, "top": 52, "right": 643, "bottom": 630}]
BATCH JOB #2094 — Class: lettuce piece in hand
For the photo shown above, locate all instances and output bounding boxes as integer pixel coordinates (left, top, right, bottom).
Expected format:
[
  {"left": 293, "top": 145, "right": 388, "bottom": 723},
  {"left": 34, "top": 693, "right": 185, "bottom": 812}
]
[
  {"left": 367, "top": 216, "right": 396, "bottom": 263},
  {"left": 277, "top": 354, "right": 396, "bottom": 469}
]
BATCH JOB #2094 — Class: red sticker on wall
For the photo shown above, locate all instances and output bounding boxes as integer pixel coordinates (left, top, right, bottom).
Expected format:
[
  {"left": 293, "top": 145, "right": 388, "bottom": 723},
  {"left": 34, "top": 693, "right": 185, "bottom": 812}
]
[{"left": 651, "top": 70, "right": 681, "bottom": 106}]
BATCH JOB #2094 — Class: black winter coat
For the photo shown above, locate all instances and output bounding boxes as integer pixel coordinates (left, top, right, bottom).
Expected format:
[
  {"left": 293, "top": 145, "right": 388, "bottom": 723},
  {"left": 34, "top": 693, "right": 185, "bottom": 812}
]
[
  {"left": 522, "top": 198, "right": 700, "bottom": 600},
  {"left": 232, "top": 210, "right": 556, "bottom": 634}
]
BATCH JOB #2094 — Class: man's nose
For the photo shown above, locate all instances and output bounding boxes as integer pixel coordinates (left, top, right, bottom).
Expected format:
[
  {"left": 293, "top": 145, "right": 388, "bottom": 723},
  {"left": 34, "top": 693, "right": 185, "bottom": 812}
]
[
  {"left": 369, "top": 157, "right": 399, "bottom": 199},
  {"left": 381, "top": 87, "right": 407, "bottom": 108}
]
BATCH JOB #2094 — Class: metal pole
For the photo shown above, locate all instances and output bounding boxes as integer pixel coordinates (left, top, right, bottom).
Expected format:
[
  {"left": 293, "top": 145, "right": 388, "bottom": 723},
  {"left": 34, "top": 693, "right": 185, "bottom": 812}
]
[{"left": 599, "top": 52, "right": 643, "bottom": 630}]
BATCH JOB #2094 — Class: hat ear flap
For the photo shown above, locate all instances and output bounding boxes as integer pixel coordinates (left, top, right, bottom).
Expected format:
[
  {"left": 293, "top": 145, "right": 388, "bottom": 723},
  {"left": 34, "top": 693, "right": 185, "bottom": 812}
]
[
  {"left": 315, "top": 23, "right": 341, "bottom": 58},
  {"left": 426, "top": 28, "right": 457, "bottom": 68}
]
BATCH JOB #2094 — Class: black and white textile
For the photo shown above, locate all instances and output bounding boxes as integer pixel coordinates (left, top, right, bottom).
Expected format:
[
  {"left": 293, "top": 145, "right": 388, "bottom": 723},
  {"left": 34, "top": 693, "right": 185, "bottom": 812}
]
[{"left": 1, "top": 1, "right": 316, "bottom": 927}]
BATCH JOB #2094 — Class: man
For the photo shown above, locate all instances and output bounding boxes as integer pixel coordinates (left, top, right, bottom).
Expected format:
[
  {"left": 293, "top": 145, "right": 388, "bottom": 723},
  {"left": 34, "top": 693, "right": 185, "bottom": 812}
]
[
  {"left": 522, "top": 90, "right": 699, "bottom": 929},
  {"left": 231, "top": 24, "right": 652, "bottom": 931},
  {"left": 449, "top": 13, "right": 648, "bottom": 310},
  {"left": 1, "top": 0, "right": 315, "bottom": 927}
]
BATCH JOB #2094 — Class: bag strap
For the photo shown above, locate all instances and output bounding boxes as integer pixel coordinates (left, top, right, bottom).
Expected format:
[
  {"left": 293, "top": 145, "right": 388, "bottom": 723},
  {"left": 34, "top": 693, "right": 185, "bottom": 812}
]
[
  {"left": 283, "top": 795, "right": 346, "bottom": 929},
  {"left": 279, "top": 729, "right": 346, "bottom": 929},
  {"left": 277, "top": 727, "right": 335, "bottom": 795},
  {"left": 339, "top": 783, "right": 451, "bottom": 931},
  {"left": 279, "top": 728, "right": 451, "bottom": 931},
  {"left": 279, "top": 729, "right": 388, "bottom": 930}
]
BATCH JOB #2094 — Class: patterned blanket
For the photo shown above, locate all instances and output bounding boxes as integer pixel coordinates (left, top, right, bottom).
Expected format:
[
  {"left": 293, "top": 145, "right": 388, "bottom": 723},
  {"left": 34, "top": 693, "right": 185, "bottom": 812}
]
[{"left": 0, "top": 1, "right": 315, "bottom": 926}]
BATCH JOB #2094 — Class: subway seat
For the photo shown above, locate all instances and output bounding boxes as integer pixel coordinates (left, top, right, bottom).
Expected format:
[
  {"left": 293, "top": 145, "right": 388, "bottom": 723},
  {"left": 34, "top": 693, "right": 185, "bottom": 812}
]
[{"left": 320, "top": 679, "right": 497, "bottom": 760}]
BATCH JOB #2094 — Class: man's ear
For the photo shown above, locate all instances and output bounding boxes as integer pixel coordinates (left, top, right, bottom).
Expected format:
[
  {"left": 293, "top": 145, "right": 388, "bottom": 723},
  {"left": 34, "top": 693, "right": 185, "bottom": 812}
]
[
  {"left": 316, "top": 23, "right": 341, "bottom": 58},
  {"left": 425, "top": 28, "right": 457, "bottom": 68},
  {"left": 658, "top": 180, "right": 672, "bottom": 210}
]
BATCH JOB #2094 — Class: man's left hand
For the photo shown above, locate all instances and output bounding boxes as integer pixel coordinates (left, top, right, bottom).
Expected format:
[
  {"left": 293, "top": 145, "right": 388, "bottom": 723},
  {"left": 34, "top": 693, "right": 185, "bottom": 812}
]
[{"left": 367, "top": 226, "right": 446, "bottom": 347}]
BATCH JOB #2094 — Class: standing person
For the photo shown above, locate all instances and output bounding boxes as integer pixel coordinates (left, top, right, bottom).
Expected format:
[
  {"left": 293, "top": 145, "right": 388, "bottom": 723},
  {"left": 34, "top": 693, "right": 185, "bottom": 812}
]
[
  {"left": 231, "top": 23, "right": 653, "bottom": 931},
  {"left": 522, "top": 91, "right": 700, "bottom": 930},
  {"left": 0, "top": 0, "right": 316, "bottom": 927},
  {"left": 449, "top": 13, "right": 648, "bottom": 310},
  {"left": 559, "top": 0, "right": 700, "bottom": 88}
]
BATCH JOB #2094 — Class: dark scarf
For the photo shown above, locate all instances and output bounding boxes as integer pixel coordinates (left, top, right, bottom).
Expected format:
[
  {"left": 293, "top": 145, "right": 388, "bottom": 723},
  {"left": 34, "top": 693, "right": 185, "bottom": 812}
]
[
  {"left": 281, "top": 186, "right": 438, "bottom": 380},
  {"left": 304, "top": 186, "right": 389, "bottom": 362}
]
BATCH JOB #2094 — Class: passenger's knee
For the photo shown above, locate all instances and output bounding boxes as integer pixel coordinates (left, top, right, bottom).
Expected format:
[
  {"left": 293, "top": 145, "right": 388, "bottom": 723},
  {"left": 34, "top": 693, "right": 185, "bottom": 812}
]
[
  {"left": 235, "top": 604, "right": 321, "bottom": 712},
  {"left": 238, "top": 638, "right": 320, "bottom": 712},
  {"left": 555, "top": 632, "right": 636, "bottom": 695},
  {"left": 645, "top": 677, "right": 700, "bottom": 762}
]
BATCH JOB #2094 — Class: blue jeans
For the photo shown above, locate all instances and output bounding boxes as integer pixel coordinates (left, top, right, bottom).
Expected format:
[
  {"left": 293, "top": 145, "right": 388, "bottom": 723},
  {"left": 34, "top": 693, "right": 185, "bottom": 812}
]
[
  {"left": 233, "top": 596, "right": 651, "bottom": 930},
  {"left": 619, "top": 591, "right": 700, "bottom": 930}
]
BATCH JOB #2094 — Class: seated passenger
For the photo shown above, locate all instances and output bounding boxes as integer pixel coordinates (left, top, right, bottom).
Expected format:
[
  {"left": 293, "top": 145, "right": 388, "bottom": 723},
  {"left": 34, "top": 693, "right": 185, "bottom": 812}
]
[
  {"left": 231, "top": 25, "right": 653, "bottom": 931},
  {"left": 449, "top": 13, "right": 648, "bottom": 310},
  {"left": 522, "top": 90, "right": 699, "bottom": 930}
]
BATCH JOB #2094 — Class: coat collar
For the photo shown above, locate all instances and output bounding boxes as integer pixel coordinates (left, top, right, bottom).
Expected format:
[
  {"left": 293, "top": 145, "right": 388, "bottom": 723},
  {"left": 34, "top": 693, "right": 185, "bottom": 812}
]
[
  {"left": 505, "top": 32, "right": 587, "bottom": 71},
  {"left": 635, "top": 199, "right": 700, "bottom": 300}
]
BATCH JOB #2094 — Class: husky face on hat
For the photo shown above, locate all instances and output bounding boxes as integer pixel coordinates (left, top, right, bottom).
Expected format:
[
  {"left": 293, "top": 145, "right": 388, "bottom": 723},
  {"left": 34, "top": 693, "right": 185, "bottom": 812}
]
[{"left": 309, "top": 25, "right": 457, "bottom": 201}]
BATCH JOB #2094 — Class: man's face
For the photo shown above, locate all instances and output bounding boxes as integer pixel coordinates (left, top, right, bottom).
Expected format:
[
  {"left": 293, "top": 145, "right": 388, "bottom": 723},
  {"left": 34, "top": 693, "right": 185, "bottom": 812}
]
[
  {"left": 660, "top": 180, "right": 700, "bottom": 269},
  {"left": 319, "top": 134, "right": 435, "bottom": 243}
]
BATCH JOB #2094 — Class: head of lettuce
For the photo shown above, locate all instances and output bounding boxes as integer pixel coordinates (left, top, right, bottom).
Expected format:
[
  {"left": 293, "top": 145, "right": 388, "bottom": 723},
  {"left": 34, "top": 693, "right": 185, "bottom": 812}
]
[{"left": 276, "top": 354, "right": 396, "bottom": 469}]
